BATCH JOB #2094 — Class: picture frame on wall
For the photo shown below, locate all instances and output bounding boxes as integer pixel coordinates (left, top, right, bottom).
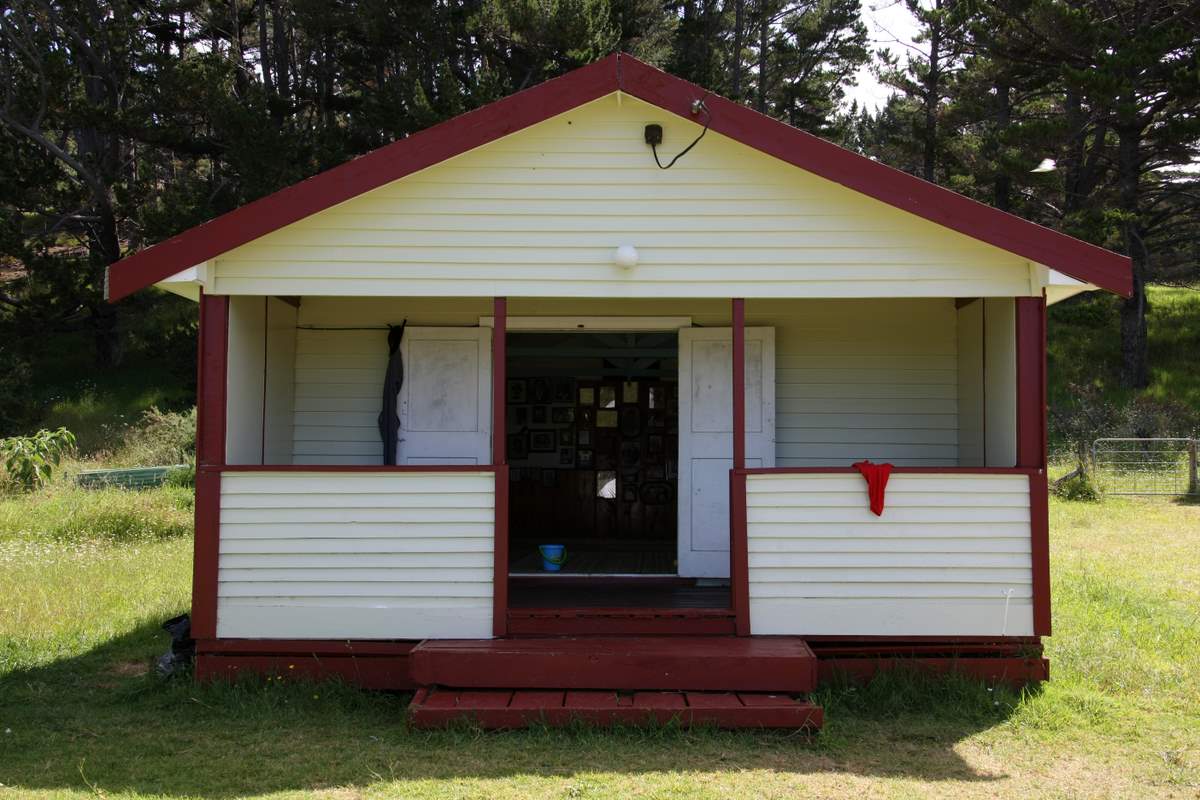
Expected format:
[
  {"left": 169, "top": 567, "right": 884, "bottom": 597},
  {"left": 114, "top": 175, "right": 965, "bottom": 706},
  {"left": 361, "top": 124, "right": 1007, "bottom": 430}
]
[
  {"left": 507, "top": 431, "right": 529, "bottom": 460},
  {"left": 558, "top": 429, "right": 573, "bottom": 446},
  {"left": 529, "top": 430, "right": 556, "bottom": 452},
  {"left": 531, "top": 378, "right": 550, "bottom": 403},
  {"left": 506, "top": 379, "right": 527, "bottom": 404},
  {"left": 552, "top": 379, "right": 573, "bottom": 403},
  {"left": 559, "top": 447, "right": 573, "bottom": 466},
  {"left": 597, "top": 409, "right": 618, "bottom": 428},
  {"left": 577, "top": 429, "right": 591, "bottom": 446},
  {"left": 532, "top": 406, "right": 548, "bottom": 424},
  {"left": 541, "top": 469, "right": 557, "bottom": 488},
  {"left": 577, "top": 449, "right": 593, "bottom": 468},
  {"left": 551, "top": 406, "right": 575, "bottom": 424},
  {"left": 579, "top": 387, "right": 595, "bottom": 406},
  {"left": 514, "top": 406, "right": 529, "bottom": 426}
]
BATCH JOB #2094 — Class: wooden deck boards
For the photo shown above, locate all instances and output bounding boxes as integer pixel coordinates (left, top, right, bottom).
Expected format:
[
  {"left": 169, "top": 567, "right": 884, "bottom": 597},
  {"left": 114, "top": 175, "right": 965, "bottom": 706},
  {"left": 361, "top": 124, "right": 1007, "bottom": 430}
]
[{"left": 407, "top": 687, "right": 824, "bottom": 730}]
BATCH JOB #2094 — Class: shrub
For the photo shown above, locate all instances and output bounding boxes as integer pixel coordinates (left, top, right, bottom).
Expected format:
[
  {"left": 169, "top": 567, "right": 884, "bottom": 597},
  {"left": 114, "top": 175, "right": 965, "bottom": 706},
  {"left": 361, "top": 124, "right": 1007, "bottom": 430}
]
[
  {"left": 110, "top": 407, "right": 196, "bottom": 467},
  {"left": 1, "top": 427, "right": 77, "bottom": 491},
  {"left": 1053, "top": 471, "right": 1101, "bottom": 502}
]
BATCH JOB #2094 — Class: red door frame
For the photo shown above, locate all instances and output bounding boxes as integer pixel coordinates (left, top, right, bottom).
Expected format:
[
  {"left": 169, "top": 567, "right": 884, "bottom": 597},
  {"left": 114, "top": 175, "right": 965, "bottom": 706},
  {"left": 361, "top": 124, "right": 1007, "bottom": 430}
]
[
  {"left": 193, "top": 291, "right": 229, "bottom": 640},
  {"left": 492, "top": 298, "right": 509, "bottom": 637},
  {"left": 730, "top": 299, "right": 751, "bottom": 635},
  {"left": 1016, "top": 295, "right": 1051, "bottom": 636}
]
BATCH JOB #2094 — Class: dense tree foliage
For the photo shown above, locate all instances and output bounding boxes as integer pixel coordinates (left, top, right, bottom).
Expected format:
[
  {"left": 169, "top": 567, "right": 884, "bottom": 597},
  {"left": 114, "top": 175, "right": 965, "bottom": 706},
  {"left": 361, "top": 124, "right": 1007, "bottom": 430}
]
[{"left": 0, "top": 0, "right": 1195, "bottom": 434}]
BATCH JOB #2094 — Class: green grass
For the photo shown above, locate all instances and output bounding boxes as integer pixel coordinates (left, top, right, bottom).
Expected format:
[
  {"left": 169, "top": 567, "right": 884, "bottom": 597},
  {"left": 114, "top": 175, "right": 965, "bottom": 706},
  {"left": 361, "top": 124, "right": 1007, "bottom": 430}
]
[
  {"left": 1049, "top": 285, "right": 1200, "bottom": 414},
  {"left": 0, "top": 492, "right": 1197, "bottom": 798}
]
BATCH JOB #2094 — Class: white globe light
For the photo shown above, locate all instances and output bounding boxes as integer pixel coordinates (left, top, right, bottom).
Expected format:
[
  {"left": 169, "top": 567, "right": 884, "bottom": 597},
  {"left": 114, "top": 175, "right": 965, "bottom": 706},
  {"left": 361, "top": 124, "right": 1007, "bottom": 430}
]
[{"left": 614, "top": 244, "right": 639, "bottom": 269}]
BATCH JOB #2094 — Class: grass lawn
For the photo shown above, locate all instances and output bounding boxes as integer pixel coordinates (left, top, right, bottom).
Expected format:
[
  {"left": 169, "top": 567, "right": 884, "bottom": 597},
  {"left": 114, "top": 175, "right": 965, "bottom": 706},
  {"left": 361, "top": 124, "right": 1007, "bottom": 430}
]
[{"left": 1, "top": 487, "right": 1197, "bottom": 799}]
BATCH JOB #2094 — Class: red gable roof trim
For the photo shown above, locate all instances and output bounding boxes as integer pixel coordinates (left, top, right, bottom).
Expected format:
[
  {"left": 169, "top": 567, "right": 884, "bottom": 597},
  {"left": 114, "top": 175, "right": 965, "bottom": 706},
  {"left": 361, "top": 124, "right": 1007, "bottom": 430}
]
[{"left": 106, "top": 53, "right": 1130, "bottom": 302}]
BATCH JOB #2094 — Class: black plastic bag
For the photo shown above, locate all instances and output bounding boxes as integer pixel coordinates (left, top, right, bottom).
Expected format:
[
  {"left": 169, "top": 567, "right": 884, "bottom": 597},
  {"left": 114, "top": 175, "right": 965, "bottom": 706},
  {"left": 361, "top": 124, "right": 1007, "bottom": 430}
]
[{"left": 156, "top": 613, "right": 195, "bottom": 677}]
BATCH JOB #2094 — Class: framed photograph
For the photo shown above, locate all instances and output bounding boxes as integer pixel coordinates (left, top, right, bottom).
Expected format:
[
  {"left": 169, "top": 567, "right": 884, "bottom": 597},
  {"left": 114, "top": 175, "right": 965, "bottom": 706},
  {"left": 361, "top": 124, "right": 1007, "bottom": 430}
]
[
  {"left": 530, "top": 430, "right": 556, "bottom": 452},
  {"left": 641, "top": 482, "right": 671, "bottom": 505},
  {"left": 551, "top": 406, "right": 575, "bottom": 424},
  {"left": 559, "top": 447, "right": 573, "bottom": 466},
  {"left": 579, "top": 387, "right": 595, "bottom": 406},
  {"left": 510, "top": 468, "right": 523, "bottom": 483},
  {"left": 506, "top": 379, "right": 527, "bottom": 404},
  {"left": 648, "top": 385, "right": 663, "bottom": 409},
  {"left": 622, "top": 380, "right": 639, "bottom": 404},
  {"left": 596, "top": 471, "right": 617, "bottom": 499},
  {"left": 541, "top": 469, "right": 557, "bottom": 488},
  {"left": 620, "top": 441, "right": 641, "bottom": 468},
  {"left": 578, "top": 407, "right": 594, "bottom": 427},
  {"left": 552, "top": 379, "right": 573, "bottom": 403},
  {"left": 597, "top": 409, "right": 618, "bottom": 428},
  {"left": 577, "top": 429, "right": 591, "bottom": 446},
  {"left": 648, "top": 434, "right": 664, "bottom": 454},
  {"left": 620, "top": 407, "right": 640, "bottom": 438},
  {"left": 621, "top": 470, "right": 638, "bottom": 485},
  {"left": 514, "top": 406, "right": 529, "bottom": 427},
  {"left": 507, "top": 432, "right": 528, "bottom": 460},
  {"left": 577, "top": 449, "right": 594, "bottom": 468},
  {"left": 599, "top": 386, "right": 617, "bottom": 409},
  {"left": 647, "top": 410, "right": 665, "bottom": 429},
  {"left": 532, "top": 406, "right": 548, "bottom": 424},
  {"left": 558, "top": 429, "right": 573, "bottom": 446},
  {"left": 531, "top": 378, "right": 550, "bottom": 403}
]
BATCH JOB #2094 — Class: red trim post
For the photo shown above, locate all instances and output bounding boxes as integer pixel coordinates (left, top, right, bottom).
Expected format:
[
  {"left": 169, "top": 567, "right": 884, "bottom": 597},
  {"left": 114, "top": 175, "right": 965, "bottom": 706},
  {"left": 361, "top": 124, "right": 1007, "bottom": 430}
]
[
  {"left": 492, "top": 297, "right": 509, "bottom": 637},
  {"left": 1016, "top": 296, "right": 1050, "bottom": 636},
  {"left": 192, "top": 292, "right": 229, "bottom": 640},
  {"left": 730, "top": 299, "right": 750, "bottom": 635}
]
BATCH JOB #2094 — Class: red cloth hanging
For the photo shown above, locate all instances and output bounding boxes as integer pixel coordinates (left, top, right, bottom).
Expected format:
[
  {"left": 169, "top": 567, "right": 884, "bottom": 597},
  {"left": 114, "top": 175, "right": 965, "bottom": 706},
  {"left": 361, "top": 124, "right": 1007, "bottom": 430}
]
[{"left": 852, "top": 460, "right": 894, "bottom": 516}]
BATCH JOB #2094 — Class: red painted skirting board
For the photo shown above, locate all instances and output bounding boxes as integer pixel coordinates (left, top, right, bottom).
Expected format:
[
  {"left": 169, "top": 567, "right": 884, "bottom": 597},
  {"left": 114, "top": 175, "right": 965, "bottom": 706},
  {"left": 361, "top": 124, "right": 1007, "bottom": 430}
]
[
  {"left": 507, "top": 608, "right": 736, "bottom": 636},
  {"left": 407, "top": 687, "right": 823, "bottom": 730},
  {"left": 197, "top": 654, "right": 417, "bottom": 690},
  {"left": 818, "top": 656, "right": 1049, "bottom": 688},
  {"left": 409, "top": 636, "right": 818, "bottom": 693}
]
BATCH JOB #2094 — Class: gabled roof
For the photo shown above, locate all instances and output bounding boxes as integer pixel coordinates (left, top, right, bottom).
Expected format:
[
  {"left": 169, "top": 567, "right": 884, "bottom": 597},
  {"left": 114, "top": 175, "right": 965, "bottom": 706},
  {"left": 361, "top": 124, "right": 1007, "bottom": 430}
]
[{"left": 106, "top": 53, "right": 1131, "bottom": 301}]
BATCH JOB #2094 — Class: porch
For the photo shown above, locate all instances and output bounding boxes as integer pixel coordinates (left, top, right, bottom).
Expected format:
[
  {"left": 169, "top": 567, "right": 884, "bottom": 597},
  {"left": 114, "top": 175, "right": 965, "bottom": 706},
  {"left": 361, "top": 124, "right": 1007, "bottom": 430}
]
[{"left": 195, "top": 294, "right": 1049, "bottom": 643}]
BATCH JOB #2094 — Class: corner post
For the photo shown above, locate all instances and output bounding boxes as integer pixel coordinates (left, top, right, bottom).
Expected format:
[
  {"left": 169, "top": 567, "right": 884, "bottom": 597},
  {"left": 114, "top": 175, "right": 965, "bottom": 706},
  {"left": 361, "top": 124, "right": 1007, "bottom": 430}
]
[
  {"left": 1016, "top": 295, "right": 1050, "bottom": 636},
  {"left": 730, "top": 298, "right": 750, "bottom": 635},
  {"left": 492, "top": 297, "right": 509, "bottom": 637},
  {"left": 193, "top": 291, "right": 229, "bottom": 641}
]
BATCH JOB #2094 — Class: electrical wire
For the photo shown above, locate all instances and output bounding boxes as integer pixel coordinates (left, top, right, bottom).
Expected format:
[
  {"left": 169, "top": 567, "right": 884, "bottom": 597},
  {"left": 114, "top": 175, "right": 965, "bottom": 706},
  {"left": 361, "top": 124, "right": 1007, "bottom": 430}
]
[{"left": 652, "top": 95, "right": 711, "bottom": 169}]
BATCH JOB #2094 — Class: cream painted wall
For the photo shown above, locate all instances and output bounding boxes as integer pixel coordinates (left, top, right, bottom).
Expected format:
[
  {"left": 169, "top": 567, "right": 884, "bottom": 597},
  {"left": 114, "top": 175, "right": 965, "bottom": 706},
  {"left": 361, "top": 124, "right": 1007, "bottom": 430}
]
[
  {"left": 226, "top": 296, "right": 266, "bottom": 465},
  {"left": 215, "top": 470, "right": 495, "bottom": 639},
  {"left": 207, "top": 93, "right": 1038, "bottom": 300},
  {"left": 956, "top": 301, "right": 985, "bottom": 466},
  {"left": 746, "top": 472, "right": 1034, "bottom": 636},
  {"left": 264, "top": 298, "right": 297, "bottom": 463},
  {"left": 984, "top": 298, "right": 1018, "bottom": 467},
  {"left": 283, "top": 297, "right": 961, "bottom": 466}
]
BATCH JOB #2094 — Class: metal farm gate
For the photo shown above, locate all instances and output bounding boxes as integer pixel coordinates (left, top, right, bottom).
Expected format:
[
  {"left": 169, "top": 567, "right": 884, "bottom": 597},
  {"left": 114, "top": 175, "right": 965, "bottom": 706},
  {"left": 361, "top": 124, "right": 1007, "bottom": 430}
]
[{"left": 1091, "top": 438, "right": 1199, "bottom": 496}]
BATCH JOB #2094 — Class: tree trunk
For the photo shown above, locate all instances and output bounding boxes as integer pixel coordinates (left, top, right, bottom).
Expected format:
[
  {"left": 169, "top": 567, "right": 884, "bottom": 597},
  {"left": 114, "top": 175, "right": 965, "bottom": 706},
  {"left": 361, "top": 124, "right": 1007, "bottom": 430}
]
[
  {"left": 731, "top": 0, "right": 745, "bottom": 100},
  {"left": 921, "top": 8, "right": 942, "bottom": 182},
  {"left": 1117, "top": 120, "right": 1149, "bottom": 388},
  {"left": 757, "top": 3, "right": 769, "bottom": 114},
  {"left": 88, "top": 203, "right": 123, "bottom": 367}
]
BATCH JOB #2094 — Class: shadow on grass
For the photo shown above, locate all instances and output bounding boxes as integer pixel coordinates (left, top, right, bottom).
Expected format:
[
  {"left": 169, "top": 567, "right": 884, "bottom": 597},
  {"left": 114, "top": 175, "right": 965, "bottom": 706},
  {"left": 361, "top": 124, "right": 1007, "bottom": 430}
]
[{"left": 0, "top": 620, "right": 1028, "bottom": 797}]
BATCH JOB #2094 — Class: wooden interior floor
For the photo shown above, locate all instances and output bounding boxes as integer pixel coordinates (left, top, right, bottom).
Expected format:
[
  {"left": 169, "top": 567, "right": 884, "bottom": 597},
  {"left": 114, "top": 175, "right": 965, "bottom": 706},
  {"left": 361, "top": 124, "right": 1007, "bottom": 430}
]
[
  {"left": 509, "top": 580, "right": 730, "bottom": 609},
  {"left": 509, "top": 547, "right": 675, "bottom": 575}
]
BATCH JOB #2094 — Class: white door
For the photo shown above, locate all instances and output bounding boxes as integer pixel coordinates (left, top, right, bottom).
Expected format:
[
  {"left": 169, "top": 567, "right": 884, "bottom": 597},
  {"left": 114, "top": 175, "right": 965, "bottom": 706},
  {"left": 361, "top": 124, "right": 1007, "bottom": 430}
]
[
  {"left": 677, "top": 327, "right": 775, "bottom": 578},
  {"left": 396, "top": 327, "right": 492, "bottom": 465}
]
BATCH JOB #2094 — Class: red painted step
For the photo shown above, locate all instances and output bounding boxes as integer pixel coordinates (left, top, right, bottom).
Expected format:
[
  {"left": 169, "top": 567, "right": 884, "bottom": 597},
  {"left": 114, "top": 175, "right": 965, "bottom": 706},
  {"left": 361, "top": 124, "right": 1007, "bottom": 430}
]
[
  {"left": 410, "top": 636, "right": 817, "bottom": 693},
  {"left": 407, "top": 687, "right": 824, "bottom": 730}
]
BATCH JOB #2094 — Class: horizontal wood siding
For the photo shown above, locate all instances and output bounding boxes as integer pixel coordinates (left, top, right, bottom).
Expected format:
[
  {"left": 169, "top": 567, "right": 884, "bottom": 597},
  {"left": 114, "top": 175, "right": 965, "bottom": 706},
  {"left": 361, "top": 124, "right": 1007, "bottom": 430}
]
[
  {"left": 215, "top": 471, "right": 494, "bottom": 639},
  {"left": 745, "top": 472, "right": 1033, "bottom": 636},
  {"left": 210, "top": 94, "right": 1035, "bottom": 300}
]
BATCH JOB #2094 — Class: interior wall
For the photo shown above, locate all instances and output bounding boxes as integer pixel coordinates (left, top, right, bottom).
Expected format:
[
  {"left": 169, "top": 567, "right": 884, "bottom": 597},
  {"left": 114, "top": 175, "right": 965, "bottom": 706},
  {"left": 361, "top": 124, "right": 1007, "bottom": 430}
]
[
  {"left": 984, "top": 298, "right": 1018, "bottom": 467},
  {"left": 264, "top": 298, "right": 298, "bottom": 463},
  {"left": 956, "top": 301, "right": 985, "bottom": 466},
  {"left": 225, "top": 296, "right": 266, "bottom": 465},
  {"left": 290, "top": 297, "right": 961, "bottom": 468}
]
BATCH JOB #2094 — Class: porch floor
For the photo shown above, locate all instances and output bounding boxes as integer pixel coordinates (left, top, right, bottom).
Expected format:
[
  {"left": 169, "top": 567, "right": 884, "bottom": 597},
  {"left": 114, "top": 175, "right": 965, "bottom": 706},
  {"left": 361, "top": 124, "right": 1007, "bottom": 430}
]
[
  {"left": 408, "top": 687, "right": 823, "bottom": 730},
  {"left": 509, "top": 578, "right": 729, "bottom": 609}
]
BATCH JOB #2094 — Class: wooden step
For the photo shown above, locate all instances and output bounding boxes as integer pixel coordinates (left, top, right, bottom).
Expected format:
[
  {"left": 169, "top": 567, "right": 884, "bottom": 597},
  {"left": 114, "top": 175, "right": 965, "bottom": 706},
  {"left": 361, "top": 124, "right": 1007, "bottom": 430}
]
[
  {"left": 407, "top": 687, "right": 823, "bottom": 730},
  {"left": 410, "top": 636, "right": 817, "bottom": 692}
]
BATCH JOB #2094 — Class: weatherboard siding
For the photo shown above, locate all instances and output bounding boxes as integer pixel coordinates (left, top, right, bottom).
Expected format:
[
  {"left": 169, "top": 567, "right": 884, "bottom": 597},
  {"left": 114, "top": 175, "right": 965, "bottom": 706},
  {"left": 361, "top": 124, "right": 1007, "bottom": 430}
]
[
  {"left": 283, "top": 297, "right": 960, "bottom": 467},
  {"left": 208, "top": 93, "right": 1036, "bottom": 300},
  {"left": 745, "top": 472, "right": 1034, "bottom": 636},
  {"left": 214, "top": 470, "right": 495, "bottom": 639}
]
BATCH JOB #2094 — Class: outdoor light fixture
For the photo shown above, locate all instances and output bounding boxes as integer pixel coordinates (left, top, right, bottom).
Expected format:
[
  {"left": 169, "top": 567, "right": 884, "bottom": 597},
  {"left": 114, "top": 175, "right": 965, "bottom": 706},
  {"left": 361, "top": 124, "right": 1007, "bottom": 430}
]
[{"left": 614, "top": 244, "right": 639, "bottom": 269}]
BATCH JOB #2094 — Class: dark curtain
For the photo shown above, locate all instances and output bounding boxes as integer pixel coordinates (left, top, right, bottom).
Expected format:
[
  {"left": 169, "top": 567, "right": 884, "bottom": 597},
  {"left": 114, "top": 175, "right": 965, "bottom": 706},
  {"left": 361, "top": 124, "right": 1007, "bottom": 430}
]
[{"left": 378, "top": 321, "right": 407, "bottom": 465}]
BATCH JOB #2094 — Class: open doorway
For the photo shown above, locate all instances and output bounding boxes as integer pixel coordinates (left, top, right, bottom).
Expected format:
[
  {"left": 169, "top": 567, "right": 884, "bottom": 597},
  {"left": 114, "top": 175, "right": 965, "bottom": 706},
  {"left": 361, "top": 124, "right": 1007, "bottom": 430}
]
[{"left": 505, "top": 331, "right": 679, "bottom": 578}]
